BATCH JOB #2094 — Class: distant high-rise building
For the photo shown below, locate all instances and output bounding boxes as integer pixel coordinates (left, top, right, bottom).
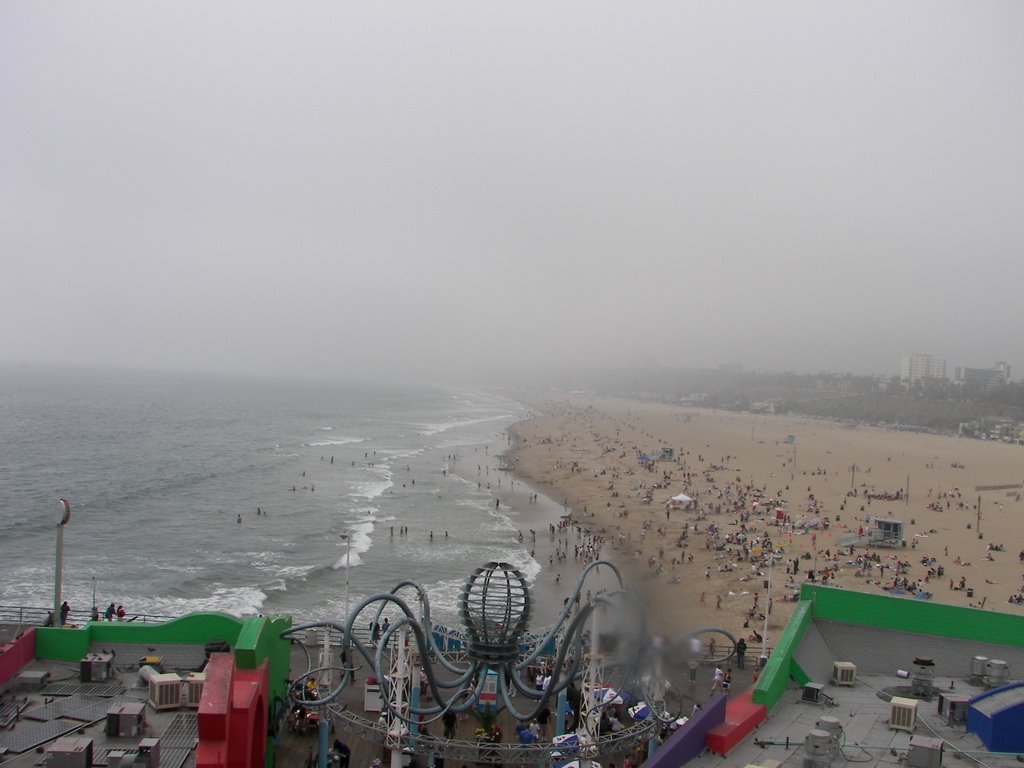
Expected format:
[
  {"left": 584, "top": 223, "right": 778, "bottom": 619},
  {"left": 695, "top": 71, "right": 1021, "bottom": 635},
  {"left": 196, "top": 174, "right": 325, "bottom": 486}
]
[
  {"left": 954, "top": 361, "right": 1011, "bottom": 392},
  {"left": 900, "top": 353, "right": 946, "bottom": 385}
]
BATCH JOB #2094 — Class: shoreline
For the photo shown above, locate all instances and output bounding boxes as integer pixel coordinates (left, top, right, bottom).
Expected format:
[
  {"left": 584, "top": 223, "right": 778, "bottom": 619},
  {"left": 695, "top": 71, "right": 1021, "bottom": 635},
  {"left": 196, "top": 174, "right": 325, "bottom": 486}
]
[{"left": 447, "top": 440, "right": 606, "bottom": 629}]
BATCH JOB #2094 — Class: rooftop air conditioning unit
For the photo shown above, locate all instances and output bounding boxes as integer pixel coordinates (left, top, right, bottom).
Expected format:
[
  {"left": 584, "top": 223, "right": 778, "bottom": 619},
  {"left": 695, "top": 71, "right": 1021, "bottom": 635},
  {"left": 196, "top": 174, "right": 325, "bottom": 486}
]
[
  {"left": 937, "top": 692, "right": 970, "bottom": 725},
  {"left": 106, "top": 701, "right": 146, "bottom": 737},
  {"left": 45, "top": 736, "right": 93, "bottom": 768},
  {"left": 803, "top": 728, "right": 837, "bottom": 768},
  {"left": 907, "top": 736, "right": 943, "bottom": 768},
  {"left": 184, "top": 672, "right": 206, "bottom": 708},
  {"left": 136, "top": 737, "right": 160, "bottom": 767},
  {"left": 832, "top": 662, "right": 856, "bottom": 686},
  {"left": 911, "top": 658, "right": 935, "bottom": 697},
  {"left": 985, "top": 659, "right": 1010, "bottom": 687},
  {"left": 802, "top": 683, "right": 825, "bottom": 703},
  {"left": 969, "top": 655, "right": 988, "bottom": 685},
  {"left": 948, "top": 698, "right": 970, "bottom": 724},
  {"left": 148, "top": 673, "right": 182, "bottom": 710},
  {"left": 889, "top": 696, "right": 917, "bottom": 732},
  {"left": 816, "top": 716, "right": 842, "bottom": 742},
  {"left": 80, "top": 652, "right": 114, "bottom": 682},
  {"left": 15, "top": 669, "right": 50, "bottom": 691}
]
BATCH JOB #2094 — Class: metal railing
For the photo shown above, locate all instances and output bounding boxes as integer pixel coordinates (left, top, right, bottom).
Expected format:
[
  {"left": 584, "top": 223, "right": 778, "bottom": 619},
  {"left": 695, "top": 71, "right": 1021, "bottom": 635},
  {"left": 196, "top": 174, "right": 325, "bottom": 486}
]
[
  {"left": 0, "top": 604, "right": 178, "bottom": 627},
  {"left": 328, "top": 703, "right": 657, "bottom": 764}
]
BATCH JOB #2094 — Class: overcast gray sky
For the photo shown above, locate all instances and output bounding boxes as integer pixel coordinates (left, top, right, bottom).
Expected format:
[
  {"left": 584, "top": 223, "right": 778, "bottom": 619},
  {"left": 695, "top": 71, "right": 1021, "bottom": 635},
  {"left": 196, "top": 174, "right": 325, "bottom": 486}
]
[{"left": 2, "top": 2, "right": 1022, "bottom": 384}]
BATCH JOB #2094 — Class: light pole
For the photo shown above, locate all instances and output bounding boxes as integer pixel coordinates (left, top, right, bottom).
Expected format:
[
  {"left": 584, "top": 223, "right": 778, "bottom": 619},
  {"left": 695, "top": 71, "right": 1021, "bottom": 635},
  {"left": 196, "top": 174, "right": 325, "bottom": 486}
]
[
  {"left": 340, "top": 530, "right": 352, "bottom": 623},
  {"left": 760, "top": 554, "right": 773, "bottom": 663},
  {"left": 54, "top": 499, "right": 71, "bottom": 626},
  {"left": 331, "top": 531, "right": 353, "bottom": 684}
]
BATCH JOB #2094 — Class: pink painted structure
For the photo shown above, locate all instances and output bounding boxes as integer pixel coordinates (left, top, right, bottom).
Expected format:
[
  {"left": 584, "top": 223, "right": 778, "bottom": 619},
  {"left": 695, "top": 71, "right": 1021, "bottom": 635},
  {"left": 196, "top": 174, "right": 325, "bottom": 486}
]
[{"left": 0, "top": 628, "right": 36, "bottom": 685}]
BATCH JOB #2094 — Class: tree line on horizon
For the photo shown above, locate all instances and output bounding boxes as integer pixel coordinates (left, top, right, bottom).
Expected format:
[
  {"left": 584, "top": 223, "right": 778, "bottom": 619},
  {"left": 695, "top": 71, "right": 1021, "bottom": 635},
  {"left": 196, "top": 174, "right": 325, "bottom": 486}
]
[{"left": 565, "top": 367, "right": 1024, "bottom": 433}]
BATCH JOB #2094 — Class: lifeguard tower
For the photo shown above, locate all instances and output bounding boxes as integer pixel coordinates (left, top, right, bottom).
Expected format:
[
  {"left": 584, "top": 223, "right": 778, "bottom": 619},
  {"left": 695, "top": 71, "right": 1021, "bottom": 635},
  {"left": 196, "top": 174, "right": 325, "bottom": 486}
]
[{"left": 838, "top": 516, "right": 904, "bottom": 548}]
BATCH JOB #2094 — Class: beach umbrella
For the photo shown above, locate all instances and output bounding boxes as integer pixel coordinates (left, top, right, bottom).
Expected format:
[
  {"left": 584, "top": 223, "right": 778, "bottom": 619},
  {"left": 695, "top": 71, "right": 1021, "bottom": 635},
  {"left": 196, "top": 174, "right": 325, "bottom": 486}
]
[
  {"left": 596, "top": 687, "right": 635, "bottom": 705},
  {"left": 596, "top": 687, "right": 621, "bottom": 705},
  {"left": 628, "top": 702, "right": 651, "bottom": 720},
  {"left": 553, "top": 733, "right": 579, "bottom": 752},
  {"left": 671, "top": 493, "right": 692, "bottom": 503}
]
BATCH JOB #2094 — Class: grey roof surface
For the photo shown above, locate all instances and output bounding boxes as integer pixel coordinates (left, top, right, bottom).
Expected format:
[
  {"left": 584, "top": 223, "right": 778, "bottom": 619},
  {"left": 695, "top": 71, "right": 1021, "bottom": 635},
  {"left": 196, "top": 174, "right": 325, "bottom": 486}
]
[
  {"left": 684, "top": 616, "right": 1024, "bottom": 768},
  {"left": 686, "top": 673, "right": 1022, "bottom": 768},
  {"left": 0, "top": 641, "right": 202, "bottom": 766}
]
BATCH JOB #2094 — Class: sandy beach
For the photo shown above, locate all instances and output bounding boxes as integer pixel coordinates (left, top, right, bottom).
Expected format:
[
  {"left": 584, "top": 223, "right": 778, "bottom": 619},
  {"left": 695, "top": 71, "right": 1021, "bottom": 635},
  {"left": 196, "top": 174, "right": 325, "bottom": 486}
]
[{"left": 504, "top": 394, "right": 1024, "bottom": 654}]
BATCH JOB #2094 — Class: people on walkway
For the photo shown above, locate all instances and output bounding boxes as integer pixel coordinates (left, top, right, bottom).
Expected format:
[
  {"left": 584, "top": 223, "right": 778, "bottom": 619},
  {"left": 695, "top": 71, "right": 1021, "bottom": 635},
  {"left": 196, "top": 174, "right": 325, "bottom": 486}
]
[
  {"left": 710, "top": 664, "right": 724, "bottom": 694},
  {"left": 442, "top": 709, "right": 457, "bottom": 739}
]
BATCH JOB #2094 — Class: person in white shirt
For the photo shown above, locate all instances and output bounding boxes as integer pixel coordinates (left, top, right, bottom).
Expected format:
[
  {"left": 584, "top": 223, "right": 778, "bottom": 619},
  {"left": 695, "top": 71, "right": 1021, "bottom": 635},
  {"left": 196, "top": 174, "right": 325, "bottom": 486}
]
[{"left": 710, "top": 664, "right": 724, "bottom": 694}]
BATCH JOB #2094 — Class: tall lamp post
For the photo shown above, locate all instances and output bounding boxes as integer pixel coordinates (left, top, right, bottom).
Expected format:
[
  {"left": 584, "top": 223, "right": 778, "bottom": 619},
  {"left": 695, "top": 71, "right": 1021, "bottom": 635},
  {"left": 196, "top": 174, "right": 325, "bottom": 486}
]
[
  {"left": 54, "top": 499, "right": 71, "bottom": 626},
  {"left": 323, "top": 531, "right": 352, "bottom": 686},
  {"left": 342, "top": 530, "right": 352, "bottom": 619},
  {"left": 314, "top": 530, "right": 352, "bottom": 768},
  {"left": 760, "top": 554, "right": 773, "bottom": 664}
]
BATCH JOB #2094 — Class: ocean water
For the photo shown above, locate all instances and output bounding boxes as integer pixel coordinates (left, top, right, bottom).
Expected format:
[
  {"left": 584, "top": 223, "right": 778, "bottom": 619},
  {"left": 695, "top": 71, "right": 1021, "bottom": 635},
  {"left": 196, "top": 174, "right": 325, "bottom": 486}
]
[{"left": 0, "top": 364, "right": 553, "bottom": 626}]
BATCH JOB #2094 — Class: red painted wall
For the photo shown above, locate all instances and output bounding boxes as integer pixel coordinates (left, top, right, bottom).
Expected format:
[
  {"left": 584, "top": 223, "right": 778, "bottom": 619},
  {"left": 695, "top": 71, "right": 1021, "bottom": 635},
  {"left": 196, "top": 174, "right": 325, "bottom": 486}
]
[{"left": 196, "top": 652, "right": 269, "bottom": 768}]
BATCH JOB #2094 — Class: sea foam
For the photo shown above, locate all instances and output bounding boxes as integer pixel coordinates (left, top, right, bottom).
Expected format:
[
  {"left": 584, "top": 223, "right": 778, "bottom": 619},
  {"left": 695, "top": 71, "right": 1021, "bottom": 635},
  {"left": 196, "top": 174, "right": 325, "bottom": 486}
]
[{"left": 307, "top": 436, "right": 365, "bottom": 447}]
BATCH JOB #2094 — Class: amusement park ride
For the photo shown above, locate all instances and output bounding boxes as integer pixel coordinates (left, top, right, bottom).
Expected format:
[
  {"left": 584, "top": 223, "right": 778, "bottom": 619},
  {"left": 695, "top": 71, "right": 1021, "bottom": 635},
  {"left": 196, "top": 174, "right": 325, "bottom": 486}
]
[{"left": 282, "top": 561, "right": 736, "bottom": 768}]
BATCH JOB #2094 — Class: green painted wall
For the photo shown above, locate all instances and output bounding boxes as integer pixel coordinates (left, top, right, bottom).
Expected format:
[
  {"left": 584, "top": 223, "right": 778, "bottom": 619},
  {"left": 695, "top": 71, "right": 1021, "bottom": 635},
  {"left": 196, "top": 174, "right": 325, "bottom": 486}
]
[
  {"left": 751, "top": 600, "right": 811, "bottom": 708},
  {"left": 235, "top": 614, "right": 293, "bottom": 711},
  {"left": 800, "top": 584, "right": 1024, "bottom": 648},
  {"left": 35, "top": 612, "right": 249, "bottom": 661}
]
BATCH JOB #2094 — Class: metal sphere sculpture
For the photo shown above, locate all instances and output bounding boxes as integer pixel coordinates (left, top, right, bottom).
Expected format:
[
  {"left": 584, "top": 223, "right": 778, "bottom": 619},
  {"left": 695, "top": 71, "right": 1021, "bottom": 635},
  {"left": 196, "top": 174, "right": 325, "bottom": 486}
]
[
  {"left": 281, "top": 559, "right": 737, "bottom": 765},
  {"left": 459, "top": 562, "right": 531, "bottom": 665}
]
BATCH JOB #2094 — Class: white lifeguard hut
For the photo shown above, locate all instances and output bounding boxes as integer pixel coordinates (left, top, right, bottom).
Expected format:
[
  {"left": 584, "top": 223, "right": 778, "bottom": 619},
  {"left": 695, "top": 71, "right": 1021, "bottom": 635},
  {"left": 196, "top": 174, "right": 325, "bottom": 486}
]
[{"left": 838, "top": 516, "right": 904, "bottom": 548}]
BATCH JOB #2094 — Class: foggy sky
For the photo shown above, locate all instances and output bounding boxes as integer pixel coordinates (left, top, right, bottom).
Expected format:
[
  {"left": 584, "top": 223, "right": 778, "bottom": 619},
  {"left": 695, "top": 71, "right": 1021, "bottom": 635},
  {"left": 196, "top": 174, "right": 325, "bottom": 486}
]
[{"left": 2, "top": 2, "right": 1022, "bottom": 385}]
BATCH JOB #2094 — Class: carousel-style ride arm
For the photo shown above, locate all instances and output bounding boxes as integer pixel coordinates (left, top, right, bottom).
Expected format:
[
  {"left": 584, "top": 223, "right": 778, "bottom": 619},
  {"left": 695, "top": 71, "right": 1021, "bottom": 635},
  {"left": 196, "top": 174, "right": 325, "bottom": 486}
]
[
  {"left": 515, "top": 560, "right": 625, "bottom": 674},
  {"left": 381, "top": 579, "right": 470, "bottom": 677},
  {"left": 495, "top": 591, "right": 602, "bottom": 722},
  {"left": 372, "top": 610, "right": 483, "bottom": 722}
]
